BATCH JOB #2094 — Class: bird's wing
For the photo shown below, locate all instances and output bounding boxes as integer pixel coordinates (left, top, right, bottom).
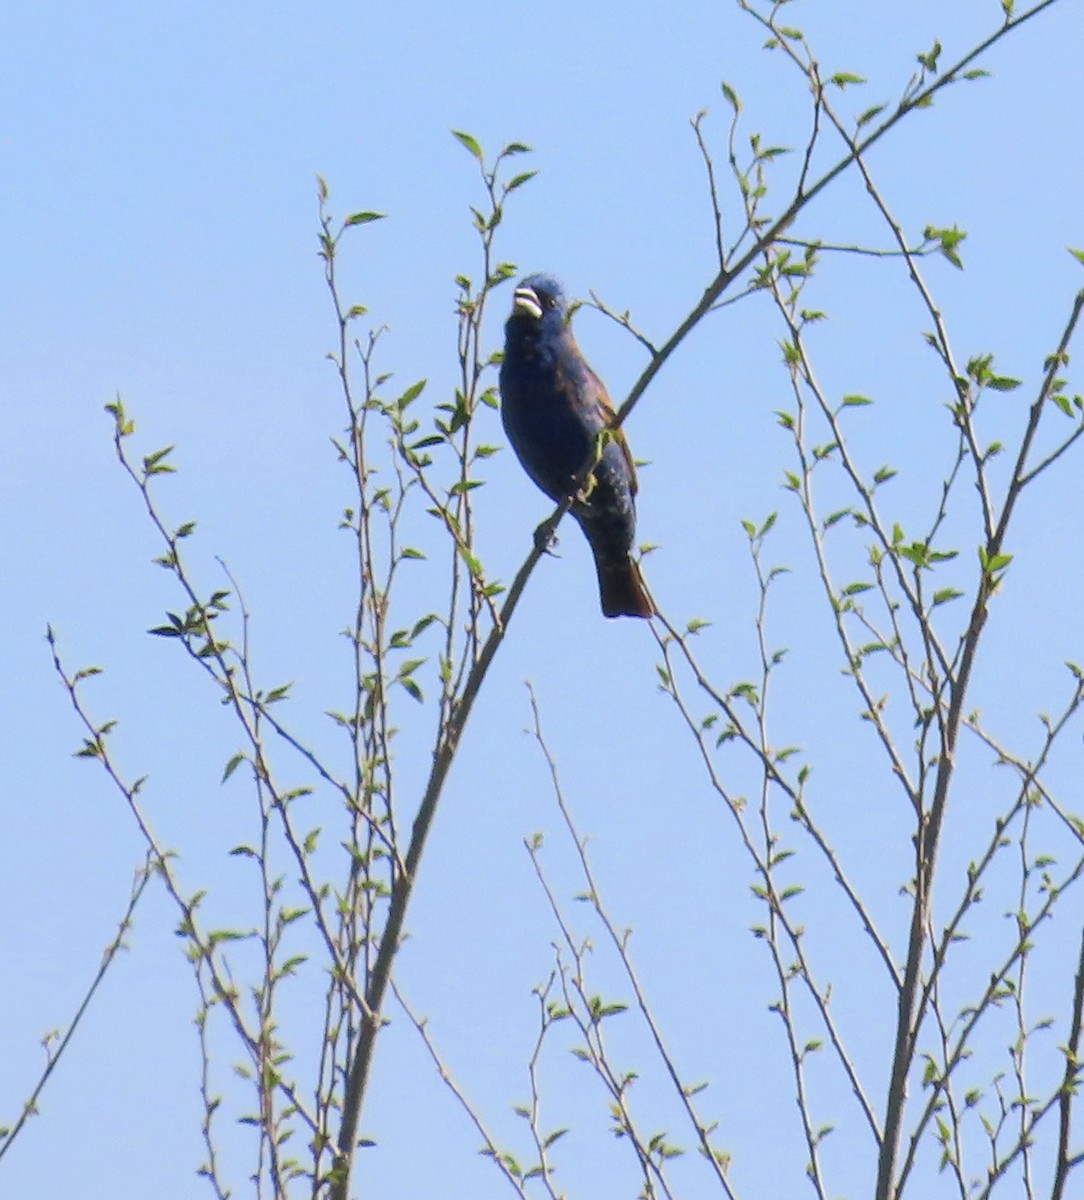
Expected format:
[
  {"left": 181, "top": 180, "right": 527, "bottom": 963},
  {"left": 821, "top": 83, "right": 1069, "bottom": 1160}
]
[
  {"left": 587, "top": 364, "right": 638, "bottom": 498},
  {"left": 555, "top": 333, "right": 640, "bottom": 497}
]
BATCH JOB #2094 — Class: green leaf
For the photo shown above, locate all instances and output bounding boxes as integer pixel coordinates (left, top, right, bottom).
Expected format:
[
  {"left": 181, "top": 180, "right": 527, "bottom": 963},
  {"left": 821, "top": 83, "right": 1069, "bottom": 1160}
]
[
  {"left": 898, "top": 542, "right": 930, "bottom": 569},
  {"left": 1069, "top": 246, "right": 1084, "bottom": 267},
  {"left": 345, "top": 211, "right": 386, "bottom": 226},
  {"left": 207, "top": 928, "right": 249, "bottom": 946},
  {"left": 932, "top": 588, "right": 963, "bottom": 607},
  {"left": 397, "top": 379, "right": 427, "bottom": 408},
  {"left": 925, "top": 224, "right": 967, "bottom": 270},
  {"left": 856, "top": 104, "right": 886, "bottom": 128},
  {"left": 842, "top": 394, "right": 873, "bottom": 407},
  {"left": 143, "top": 445, "right": 176, "bottom": 476},
  {"left": 452, "top": 129, "right": 483, "bottom": 160},
  {"left": 589, "top": 997, "right": 628, "bottom": 1021},
  {"left": 829, "top": 72, "right": 865, "bottom": 89},
  {"left": 106, "top": 396, "right": 136, "bottom": 436},
  {"left": 222, "top": 753, "right": 245, "bottom": 783},
  {"left": 916, "top": 40, "right": 942, "bottom": 73},
  {"left": 978, "top": 546, "right": 1013, "bottom": 575}
]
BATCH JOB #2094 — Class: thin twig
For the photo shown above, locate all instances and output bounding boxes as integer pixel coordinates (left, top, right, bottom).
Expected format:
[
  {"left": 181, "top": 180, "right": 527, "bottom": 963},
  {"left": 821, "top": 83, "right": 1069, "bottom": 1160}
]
[{"left": 0, "top": 850, "right": 155, "bottom": 1161}]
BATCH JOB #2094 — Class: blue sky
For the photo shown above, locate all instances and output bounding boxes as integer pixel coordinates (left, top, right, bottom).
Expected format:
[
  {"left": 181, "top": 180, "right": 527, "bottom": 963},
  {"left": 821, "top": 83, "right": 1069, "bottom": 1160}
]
[{"left": 4, "top": 2, "right": 1084, "bottom": 1197}]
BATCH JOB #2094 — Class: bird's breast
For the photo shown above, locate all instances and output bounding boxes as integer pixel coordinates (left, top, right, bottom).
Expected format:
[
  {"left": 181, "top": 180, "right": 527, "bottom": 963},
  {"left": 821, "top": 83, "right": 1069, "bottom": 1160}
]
[{"left": 500, "top": 354, "right": 597, "bottom": 500}]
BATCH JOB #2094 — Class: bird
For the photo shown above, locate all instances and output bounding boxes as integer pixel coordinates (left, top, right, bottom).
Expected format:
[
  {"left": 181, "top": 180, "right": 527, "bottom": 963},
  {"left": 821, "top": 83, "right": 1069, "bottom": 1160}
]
[{"left": 499, "top": 273, "right": 653, "bottom": 619}]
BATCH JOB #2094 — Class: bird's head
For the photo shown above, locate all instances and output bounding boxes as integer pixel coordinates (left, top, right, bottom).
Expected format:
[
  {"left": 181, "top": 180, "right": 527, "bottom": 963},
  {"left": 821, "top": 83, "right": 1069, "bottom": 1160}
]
[{"left": 508, "top": 273, "right": 568, "bottom": 329}]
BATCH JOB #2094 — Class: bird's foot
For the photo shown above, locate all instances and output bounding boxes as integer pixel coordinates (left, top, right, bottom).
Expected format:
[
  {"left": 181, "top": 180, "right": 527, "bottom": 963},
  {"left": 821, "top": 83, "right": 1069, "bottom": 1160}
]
[
  {"left": 533, "top": 519, "right": 561, "bottom": 557},
  {"left": 577, "top": 474, "right": 598, "bottom": 502}
]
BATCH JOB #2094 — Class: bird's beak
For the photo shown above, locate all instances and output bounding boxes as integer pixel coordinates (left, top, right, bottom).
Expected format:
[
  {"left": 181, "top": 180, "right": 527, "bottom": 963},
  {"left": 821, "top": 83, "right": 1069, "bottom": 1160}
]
[{"left": 512, "top": 286, "right": 543, "bottom": 321}]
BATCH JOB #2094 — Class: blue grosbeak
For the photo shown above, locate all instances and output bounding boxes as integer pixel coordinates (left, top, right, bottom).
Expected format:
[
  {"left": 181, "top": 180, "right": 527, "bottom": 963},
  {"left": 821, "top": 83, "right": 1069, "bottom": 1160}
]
[{"left": 499, "top": 274, "right": 653, "bottom": 619}]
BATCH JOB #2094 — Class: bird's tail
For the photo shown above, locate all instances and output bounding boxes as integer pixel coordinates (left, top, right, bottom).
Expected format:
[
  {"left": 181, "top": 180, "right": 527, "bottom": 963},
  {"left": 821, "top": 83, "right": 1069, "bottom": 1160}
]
[{"left": 594, "top": 554, "right": 654, "bottom": 619}]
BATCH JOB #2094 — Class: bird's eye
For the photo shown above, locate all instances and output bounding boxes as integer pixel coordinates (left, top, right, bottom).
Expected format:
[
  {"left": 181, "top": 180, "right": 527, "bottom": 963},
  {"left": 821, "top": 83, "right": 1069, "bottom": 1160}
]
[{"left": 544, "top": 295, "right": 556, "bottom": 309}]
